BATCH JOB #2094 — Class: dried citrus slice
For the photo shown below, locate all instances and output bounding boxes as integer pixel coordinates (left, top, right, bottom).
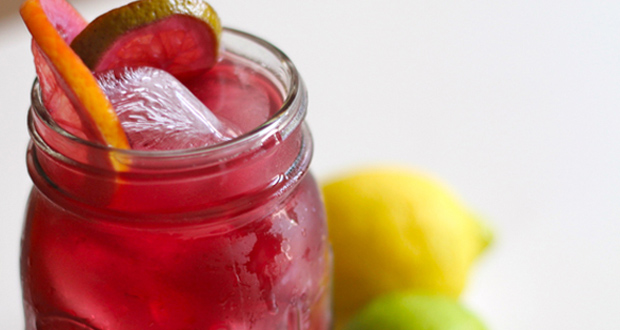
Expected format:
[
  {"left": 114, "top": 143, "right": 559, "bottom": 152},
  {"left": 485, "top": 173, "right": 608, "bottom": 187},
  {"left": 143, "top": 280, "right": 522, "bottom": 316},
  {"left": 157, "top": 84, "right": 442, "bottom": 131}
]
[
  {"left": 21, "top": 0, "right": 130, "bottom": 151},
  {"left": 71, "top": 0, "right": 222, "bottom": 81}
]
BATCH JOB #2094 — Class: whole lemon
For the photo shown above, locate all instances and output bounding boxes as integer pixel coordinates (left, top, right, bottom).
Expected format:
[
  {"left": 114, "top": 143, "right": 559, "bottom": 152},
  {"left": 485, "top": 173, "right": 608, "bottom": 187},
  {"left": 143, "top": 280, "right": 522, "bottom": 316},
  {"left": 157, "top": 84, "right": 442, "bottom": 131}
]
[
  {"left": 321, "top": 167, "right": 492, "bottom": 327},
  {"left": 345, "top": 292, "right": 488, "bottom": 330}
]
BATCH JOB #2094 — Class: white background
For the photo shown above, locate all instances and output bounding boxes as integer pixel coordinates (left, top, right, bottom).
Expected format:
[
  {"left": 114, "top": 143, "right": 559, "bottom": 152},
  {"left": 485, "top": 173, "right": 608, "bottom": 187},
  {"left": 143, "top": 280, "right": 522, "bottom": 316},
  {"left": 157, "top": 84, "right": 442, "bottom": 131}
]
[{"left": 1, "top": 0, "right": 620, "bottom": 329}]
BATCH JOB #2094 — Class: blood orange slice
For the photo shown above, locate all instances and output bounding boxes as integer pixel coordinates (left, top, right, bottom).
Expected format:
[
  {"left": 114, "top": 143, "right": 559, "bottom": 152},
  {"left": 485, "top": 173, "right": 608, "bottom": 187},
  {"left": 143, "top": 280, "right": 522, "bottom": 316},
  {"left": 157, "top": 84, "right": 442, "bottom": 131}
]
[
  {"left": 21, "top": 0, "right": 130, "bottom": 151},
  {"left": 70, "top": 0, "right": 222, "bottom": 82}
]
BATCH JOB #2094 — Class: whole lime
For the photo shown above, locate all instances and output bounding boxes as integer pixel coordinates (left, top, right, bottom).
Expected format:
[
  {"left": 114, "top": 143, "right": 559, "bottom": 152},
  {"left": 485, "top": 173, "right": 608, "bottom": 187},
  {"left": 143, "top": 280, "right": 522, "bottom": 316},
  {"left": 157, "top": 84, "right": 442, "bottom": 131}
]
[
  {"left": 322, "top": 167, "right": 492, "bottom": 327},
  {"left": 345, "top": 292, "right": 488, "bottom": 330}
]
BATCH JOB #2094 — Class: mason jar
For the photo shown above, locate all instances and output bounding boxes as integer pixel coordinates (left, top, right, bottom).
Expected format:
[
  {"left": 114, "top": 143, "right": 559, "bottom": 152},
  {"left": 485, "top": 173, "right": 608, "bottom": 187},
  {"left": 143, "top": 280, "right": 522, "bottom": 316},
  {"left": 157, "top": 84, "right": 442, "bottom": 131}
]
[{"left": 22, "top": 29, "right": 331, "bottom": 330}]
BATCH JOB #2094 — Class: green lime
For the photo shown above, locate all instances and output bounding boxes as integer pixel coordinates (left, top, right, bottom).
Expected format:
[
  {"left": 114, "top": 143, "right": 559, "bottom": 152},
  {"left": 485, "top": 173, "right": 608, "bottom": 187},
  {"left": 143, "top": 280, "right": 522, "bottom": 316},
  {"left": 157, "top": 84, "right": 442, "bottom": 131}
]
[
  {"left": 71, "top": 0, "right": 221, "bottom": 81},
  {"left": 345, "top": 292, "right": 488, "bottom": 330}
]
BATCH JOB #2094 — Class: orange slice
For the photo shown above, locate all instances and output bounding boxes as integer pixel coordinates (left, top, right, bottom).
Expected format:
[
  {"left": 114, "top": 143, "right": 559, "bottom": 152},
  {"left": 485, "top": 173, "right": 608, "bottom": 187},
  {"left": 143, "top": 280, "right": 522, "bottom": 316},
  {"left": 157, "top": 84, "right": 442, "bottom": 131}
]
[
  {"left": 70, "top": 0, "right": 222, "bottom": 82},
  {"left": 21, "top": 0, "right": 130, "bottom": 152}
]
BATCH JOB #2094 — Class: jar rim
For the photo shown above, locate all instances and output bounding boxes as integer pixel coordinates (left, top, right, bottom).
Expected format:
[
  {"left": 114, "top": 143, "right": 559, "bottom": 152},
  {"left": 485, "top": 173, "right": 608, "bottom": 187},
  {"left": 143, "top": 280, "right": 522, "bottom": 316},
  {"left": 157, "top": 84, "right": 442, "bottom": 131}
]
[{"left": 29, "top": 28, "right": 305, "bottom": 165}]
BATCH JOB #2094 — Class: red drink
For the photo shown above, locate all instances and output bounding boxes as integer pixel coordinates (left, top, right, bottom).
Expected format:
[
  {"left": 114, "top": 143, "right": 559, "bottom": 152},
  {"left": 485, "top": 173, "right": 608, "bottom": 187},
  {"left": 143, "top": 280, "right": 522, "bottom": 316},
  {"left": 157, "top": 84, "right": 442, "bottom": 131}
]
[{"left": 22, "top": 29, "right": 331, "bottom": 330}]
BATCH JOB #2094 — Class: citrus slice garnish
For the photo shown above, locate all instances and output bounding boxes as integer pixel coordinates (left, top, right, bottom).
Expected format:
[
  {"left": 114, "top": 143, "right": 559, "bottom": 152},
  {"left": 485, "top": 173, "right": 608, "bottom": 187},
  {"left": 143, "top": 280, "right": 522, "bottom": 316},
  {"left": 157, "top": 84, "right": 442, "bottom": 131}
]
[
  {"left": 21, "top": 0, "right": 131, "bottom": 153},
  {"left": 70, "top": 0, "right": 222, "bottom": 82}
]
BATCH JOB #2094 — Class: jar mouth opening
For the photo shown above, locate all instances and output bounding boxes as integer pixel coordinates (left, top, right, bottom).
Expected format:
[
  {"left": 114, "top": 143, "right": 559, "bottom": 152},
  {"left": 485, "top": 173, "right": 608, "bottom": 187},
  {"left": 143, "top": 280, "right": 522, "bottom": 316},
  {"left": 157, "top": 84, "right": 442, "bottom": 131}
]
[{"left": 30, "top": 28, "right": 304, "bottom": 162}]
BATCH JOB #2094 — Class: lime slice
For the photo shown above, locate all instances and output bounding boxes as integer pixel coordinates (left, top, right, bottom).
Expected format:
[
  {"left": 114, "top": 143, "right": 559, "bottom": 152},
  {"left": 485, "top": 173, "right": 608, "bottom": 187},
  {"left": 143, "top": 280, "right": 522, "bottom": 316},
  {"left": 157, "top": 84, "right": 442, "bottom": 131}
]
[{"left": 71, "top": 0, "right": 222, "bottom": 81}]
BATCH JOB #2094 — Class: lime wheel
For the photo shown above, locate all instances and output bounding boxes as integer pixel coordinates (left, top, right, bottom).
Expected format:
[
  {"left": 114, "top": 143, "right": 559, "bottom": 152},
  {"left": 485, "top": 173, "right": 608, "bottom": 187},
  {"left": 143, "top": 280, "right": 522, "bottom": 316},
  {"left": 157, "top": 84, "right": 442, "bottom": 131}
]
[{"left": 71, "top": 0, "right": 222, "bottom": 82}]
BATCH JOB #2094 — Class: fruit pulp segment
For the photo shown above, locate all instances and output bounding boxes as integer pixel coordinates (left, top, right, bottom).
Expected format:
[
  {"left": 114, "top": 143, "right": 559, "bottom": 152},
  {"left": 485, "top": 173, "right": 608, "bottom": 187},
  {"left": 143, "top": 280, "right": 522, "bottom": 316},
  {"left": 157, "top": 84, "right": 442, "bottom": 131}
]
[
  {"left": 87, "top": 15, "right": 220, "bottom": 81},
  {"left": 21, "top": 0, "right": 130, "bottom": 150}
]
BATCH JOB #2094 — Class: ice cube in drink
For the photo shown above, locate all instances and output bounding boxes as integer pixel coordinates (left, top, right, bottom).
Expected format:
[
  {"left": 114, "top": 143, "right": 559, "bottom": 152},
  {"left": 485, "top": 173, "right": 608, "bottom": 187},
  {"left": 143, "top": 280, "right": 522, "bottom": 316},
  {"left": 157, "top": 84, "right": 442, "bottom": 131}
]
[{"left": 97, "top": 66, "right": 240, "bottom": 151}]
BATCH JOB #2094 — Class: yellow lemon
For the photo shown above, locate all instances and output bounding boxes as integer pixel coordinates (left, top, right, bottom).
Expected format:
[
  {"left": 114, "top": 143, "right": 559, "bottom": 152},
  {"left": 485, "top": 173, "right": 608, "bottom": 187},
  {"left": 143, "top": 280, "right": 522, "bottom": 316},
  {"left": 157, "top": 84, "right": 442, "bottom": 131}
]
[{"left": 322, "top": 167, "right": 492, "bottom": 328}]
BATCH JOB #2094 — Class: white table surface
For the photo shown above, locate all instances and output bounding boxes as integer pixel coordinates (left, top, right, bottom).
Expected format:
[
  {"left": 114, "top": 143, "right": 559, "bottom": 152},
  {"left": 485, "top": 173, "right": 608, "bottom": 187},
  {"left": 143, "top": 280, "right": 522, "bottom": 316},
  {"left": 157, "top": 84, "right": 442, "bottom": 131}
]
[{"left": 2, "top": 0, "right": 619, "bottom": 329}]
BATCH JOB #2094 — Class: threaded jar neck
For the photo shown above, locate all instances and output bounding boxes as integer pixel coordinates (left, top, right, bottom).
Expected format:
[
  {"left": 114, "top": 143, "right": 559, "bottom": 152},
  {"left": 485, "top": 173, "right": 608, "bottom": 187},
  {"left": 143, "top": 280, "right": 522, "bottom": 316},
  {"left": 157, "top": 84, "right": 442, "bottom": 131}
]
[{"left": 27, "top": 28, "right": 312, "bottom": 222}]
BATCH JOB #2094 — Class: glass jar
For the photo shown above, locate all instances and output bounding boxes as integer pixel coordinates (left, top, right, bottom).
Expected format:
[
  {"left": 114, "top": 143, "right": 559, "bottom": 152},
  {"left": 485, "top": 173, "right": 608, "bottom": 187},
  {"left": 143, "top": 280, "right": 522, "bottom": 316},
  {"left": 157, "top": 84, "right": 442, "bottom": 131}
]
[{"left": 22, "top": 29, "right": 331, "bottom": 330}]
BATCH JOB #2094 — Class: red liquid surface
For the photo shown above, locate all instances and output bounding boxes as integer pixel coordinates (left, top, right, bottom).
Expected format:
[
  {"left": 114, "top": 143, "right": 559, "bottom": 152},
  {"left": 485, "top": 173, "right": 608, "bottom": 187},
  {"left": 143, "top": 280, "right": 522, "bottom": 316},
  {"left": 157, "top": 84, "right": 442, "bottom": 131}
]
[{"left": 23, "top": 55, "right": 331, "bottom": 330}]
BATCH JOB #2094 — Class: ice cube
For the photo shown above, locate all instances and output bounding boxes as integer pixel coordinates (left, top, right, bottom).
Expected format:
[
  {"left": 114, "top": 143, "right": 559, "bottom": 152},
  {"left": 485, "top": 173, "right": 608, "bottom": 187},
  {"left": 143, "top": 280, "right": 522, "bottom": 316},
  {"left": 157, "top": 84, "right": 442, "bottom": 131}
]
[{"left": 96, "top": 67, "right": 240, "bottom": 151}]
